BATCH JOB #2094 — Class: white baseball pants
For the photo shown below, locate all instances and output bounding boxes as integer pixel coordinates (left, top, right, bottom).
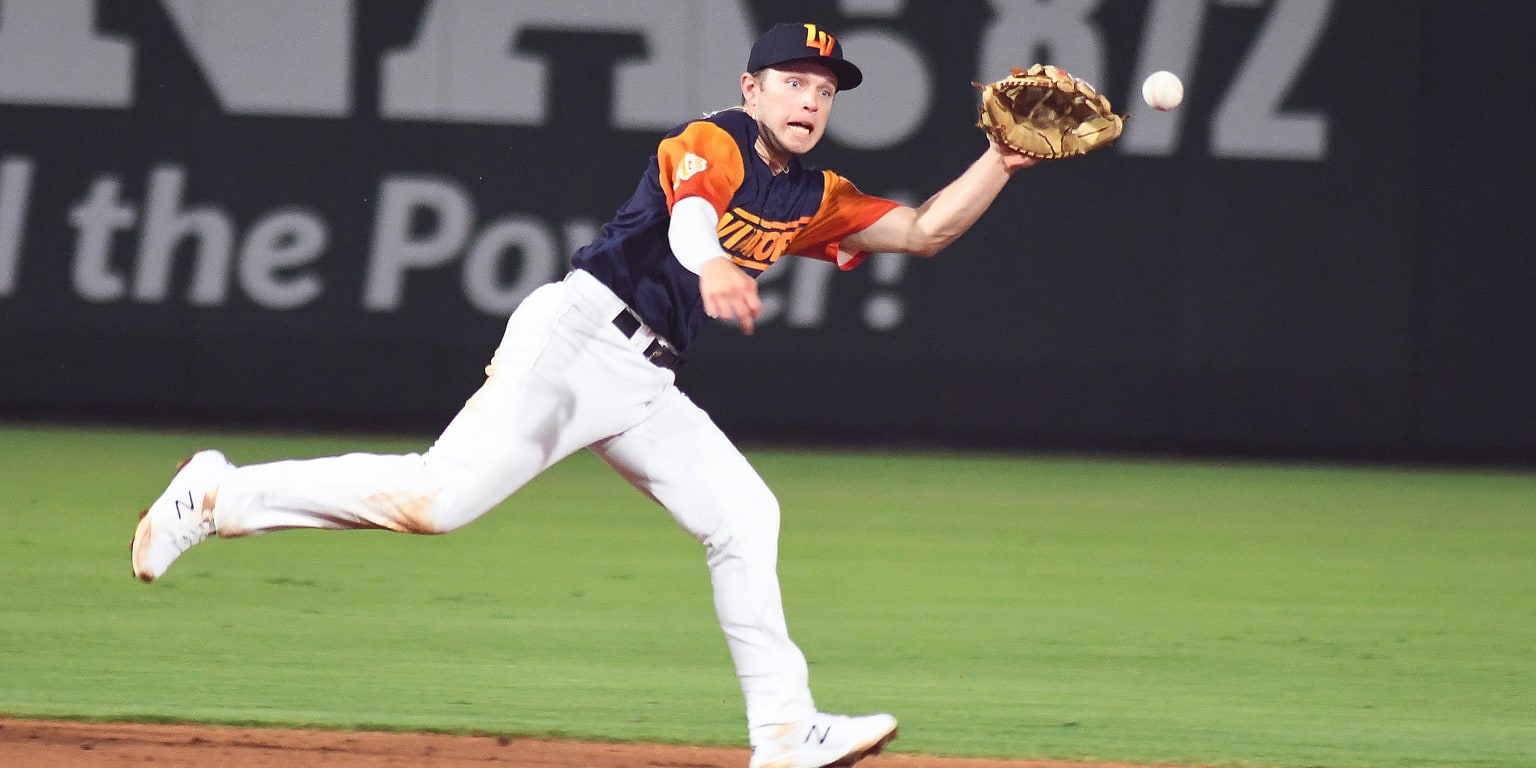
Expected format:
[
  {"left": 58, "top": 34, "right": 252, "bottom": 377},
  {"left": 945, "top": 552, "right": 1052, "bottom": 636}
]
[{"left": 211, "top": 269, "right": 816, "bottom": 730}]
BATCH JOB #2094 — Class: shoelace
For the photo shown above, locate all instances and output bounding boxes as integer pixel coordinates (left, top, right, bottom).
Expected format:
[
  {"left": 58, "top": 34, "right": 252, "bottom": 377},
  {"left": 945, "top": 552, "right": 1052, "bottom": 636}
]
[{"left": 170, "top": 515, "right": 217, "bottom": 550}]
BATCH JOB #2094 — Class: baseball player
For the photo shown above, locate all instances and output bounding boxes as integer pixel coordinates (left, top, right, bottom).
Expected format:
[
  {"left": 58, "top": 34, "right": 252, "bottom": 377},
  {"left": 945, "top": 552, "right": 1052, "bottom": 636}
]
[{"left": 131, "top": 22, "right": 1036, "bottom": 768}]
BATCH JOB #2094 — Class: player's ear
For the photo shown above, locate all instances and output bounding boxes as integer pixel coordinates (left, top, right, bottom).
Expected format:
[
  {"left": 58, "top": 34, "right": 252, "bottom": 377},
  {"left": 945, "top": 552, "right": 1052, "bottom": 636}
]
[{"left": 740, "top": 71, "right": 760, "bottom": 110}]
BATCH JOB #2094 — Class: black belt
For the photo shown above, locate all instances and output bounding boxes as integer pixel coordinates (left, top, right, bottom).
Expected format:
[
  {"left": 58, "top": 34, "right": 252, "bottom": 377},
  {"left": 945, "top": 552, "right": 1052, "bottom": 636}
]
[{"left": 612, "top": 308, "right": 681, "bottom": 370}]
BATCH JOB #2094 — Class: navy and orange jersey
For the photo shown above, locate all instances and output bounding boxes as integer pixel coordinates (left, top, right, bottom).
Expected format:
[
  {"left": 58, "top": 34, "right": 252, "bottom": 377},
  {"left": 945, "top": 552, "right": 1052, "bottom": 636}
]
[{"left": 570, "top": 108, "right": 900, "bottom": 359}]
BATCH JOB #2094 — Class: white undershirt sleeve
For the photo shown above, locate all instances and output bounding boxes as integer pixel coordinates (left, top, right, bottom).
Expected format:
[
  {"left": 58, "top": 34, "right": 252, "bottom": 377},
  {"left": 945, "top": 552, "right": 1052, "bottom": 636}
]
[{"left": 668, "top": 196, "right": 731, "bottom": 275}]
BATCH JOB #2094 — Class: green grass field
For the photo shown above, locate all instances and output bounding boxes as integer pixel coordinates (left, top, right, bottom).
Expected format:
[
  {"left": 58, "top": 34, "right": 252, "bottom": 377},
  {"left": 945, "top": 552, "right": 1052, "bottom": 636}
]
[{"left": 1, "top": 423, "right": 1532, "bottom": 768}]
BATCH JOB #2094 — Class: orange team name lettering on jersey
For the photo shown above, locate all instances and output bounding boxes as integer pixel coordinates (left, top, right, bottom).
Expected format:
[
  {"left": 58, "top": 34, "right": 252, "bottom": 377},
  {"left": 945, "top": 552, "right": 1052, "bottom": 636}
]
[
  {"left": 717, "top": 208, "right": 812, "bottom": 271},
  {"left": 803, "top": 24, "right": 835, "bottom": 56}
]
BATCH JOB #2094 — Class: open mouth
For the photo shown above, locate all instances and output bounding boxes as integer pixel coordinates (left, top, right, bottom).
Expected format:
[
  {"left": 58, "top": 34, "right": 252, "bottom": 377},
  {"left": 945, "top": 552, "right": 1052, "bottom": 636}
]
[{"left": 788, "top": 121, "right": 814, "bottom": 136}]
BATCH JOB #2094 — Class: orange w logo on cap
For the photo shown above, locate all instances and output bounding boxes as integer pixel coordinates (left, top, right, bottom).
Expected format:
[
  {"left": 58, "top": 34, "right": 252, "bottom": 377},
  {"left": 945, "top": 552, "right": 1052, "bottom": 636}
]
[{"left": 803, "top": 23, "right": 835, "bottom": 56}]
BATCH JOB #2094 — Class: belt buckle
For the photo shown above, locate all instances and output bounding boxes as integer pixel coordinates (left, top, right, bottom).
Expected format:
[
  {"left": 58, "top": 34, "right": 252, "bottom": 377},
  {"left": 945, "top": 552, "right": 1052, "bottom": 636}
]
[
  {"left": 646, "top": 338, "right": 675, "bottom": 360},
  {"left": 643, "top": 337, "right": 679, "bottom": 369}
]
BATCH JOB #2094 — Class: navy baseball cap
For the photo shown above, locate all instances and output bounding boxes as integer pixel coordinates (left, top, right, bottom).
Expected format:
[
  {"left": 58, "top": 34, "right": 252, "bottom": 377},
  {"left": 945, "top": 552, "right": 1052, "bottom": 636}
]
[{"left": 747, "top": 22, "right": 863, "bottom": 91}]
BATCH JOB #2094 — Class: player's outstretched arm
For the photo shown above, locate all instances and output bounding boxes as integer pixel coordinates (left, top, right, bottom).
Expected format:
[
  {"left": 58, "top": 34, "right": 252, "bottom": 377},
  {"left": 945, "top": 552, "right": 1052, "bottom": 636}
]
[{"left": 842, "top": 139, "right": 1036, "bottom": 258}]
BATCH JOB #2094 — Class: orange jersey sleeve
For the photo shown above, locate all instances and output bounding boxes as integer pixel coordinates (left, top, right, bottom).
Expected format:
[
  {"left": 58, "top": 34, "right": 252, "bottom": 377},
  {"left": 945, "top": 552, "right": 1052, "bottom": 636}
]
[
  {"left": 786, "top": 171, "right": 901, "bottom": 270},
  {"left": 656, "top": 121, "right": 746, "bottom": 217}
]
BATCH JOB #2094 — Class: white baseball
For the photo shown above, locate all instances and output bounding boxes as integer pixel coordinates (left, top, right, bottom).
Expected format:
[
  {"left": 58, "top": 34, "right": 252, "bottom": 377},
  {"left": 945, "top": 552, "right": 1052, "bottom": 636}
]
[{"left": 1141, "top": 70, "right": 1183, "bottom": 111}]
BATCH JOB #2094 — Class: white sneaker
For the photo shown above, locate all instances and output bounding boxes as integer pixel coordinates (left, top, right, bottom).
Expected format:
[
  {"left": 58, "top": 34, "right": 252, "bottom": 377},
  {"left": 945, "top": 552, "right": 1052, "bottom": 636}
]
[
  {"left": 130, "top": 450, "right": 233, "bottom": 582},
  {"left": 749, "top": 712, "right": 898, "bottom": 768}
]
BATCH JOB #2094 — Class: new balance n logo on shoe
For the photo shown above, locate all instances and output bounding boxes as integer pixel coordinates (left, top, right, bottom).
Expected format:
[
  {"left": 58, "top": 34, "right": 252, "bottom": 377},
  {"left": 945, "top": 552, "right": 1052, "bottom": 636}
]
[
  {"left": 173, "top": 491, "right": 195, "bottom": 519},
  {"left": 805, "top": 724, "right": 832, "bottom": 744}
]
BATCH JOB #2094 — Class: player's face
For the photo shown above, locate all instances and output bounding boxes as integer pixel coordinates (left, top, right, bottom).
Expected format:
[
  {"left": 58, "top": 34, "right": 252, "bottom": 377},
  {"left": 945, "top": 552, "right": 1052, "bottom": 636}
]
[{"left": 744, "top": 63, "right": 837, "bottom": 164}]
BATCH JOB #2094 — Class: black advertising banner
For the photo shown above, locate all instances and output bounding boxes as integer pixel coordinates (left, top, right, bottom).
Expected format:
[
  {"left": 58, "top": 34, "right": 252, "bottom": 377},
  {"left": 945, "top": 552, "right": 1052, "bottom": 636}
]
[
  {"left": 694, "top": 0, "right": 1422, "bottom": 456},
  {"left": 0, "top": 1, "right": 1529, "bottom": 461}
]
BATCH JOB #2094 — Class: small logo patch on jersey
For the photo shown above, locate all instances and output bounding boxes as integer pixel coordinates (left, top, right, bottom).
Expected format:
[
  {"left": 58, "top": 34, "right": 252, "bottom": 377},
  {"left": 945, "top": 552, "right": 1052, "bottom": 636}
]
[{"left": 674, "top": 153, "right": 708, "bottom": 188}]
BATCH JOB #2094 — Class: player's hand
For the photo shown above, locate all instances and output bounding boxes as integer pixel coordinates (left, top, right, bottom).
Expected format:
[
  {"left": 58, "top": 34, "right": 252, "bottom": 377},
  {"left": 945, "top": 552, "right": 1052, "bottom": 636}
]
[
  {"left": 699, "top": 257, "right": 761, "bottom": 335},
  {"left": 987, "top": 137, "right": 1040, "bottom": 173}
]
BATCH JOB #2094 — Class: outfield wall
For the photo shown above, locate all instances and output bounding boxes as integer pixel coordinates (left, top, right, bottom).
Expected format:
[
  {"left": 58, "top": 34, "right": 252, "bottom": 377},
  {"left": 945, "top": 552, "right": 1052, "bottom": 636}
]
[{"left": 1, "top": 1, "right": 1531, "bottom": 462}]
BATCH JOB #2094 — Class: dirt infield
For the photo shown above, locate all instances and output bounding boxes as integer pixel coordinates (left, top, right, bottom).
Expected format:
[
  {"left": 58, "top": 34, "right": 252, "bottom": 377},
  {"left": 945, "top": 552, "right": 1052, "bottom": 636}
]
[{"left": 0, "top": 718, "right": 1173, "bottom": 768}]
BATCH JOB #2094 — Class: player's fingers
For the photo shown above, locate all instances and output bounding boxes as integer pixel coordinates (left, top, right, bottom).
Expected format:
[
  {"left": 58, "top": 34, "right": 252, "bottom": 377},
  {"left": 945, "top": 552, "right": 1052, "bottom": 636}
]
[
  {"left": 736, "top": 283, "right": 760, "bottom": 335},
  {"left": 706, "top": 298, "right": 740, "bottom": 323},
  {"left": 705, "top": 288, "right": 737, "bottom": 317},
  {"left": 712, "top": 295, "right": 748, "bottom": 334}
]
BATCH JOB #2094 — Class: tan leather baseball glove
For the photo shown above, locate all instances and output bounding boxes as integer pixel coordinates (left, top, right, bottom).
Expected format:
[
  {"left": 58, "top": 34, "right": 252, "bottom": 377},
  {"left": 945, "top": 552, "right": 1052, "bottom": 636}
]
[{"left": 975, "top": 64, "right": 1125, "bottom": 159}]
